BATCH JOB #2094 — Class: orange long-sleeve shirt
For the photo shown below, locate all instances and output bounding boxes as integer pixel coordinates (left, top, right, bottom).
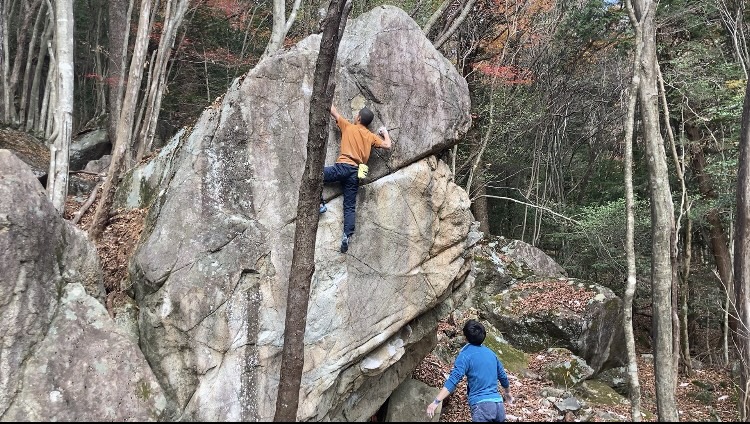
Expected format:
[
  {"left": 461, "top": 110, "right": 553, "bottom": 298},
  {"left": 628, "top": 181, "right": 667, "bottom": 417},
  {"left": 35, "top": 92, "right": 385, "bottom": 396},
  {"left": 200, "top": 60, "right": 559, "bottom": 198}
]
[{"left": 335, "top": 115, "right": 386, "bottom": 166}]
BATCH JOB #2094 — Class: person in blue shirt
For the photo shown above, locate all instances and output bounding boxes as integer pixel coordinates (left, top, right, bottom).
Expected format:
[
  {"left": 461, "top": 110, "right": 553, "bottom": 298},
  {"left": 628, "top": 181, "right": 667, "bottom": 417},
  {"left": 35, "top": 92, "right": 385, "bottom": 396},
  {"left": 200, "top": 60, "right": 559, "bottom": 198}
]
[{"left": 426, "top": 319, "right": 513, "bottom": 422}]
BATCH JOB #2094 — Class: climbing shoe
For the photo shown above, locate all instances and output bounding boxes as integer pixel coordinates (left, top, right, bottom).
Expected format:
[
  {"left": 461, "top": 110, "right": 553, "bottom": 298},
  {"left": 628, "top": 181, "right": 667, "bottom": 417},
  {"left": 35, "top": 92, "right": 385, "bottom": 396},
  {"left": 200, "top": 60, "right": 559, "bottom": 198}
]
[
  {"left": 340, "top": 234, "right": 350, "bottom": 253},
  {"left": 319, "top": 203, "right": 327, "bottom": 214}
]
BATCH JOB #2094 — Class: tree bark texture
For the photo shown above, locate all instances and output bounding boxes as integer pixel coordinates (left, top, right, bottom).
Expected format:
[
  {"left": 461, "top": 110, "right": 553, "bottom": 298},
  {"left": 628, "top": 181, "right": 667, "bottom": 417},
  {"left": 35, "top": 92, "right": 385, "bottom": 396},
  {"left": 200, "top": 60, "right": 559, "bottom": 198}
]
[
  {"left": 263, "top": 0, "right": 302, "bottom": 58},
  {"left": 733, "top": 74, "right": 750, "bottom": 421},
  {"left": 39, "top": 43, "right": 54, "bottom": 137},
  {"left": 25, "top": 2, "right": 51, "bottom": 131},
  {"left": 134, "top": 0, "right": 189, "bottom": 164},
  {"left": 47, "top": 0, "right": 74, "bottom": 214},
  {"left": 7, "top": 0, "right": 41, "bottom": 125},
  {"left": 470, "top": 175, "right": 490, "bottom": 234},
  {"left": 688, "top": 133, "right": 735, "bottom": 316},
  {"left": 18, "top": 0, "right": 44, "bottom": 126},
  {"left": 24, "top": 17, "right": 44, "bottom": 131},
  {"left": 0, "top": 0, "right": 5, "bottom": 121},
  {"left": 623, "top": 1, "right": 643, "bottom": 419},
  {"left": 433, "top": 0, "right": 476, "bottom": 50},
  {"left": 272, "top": 0, "right": 351, "bottom": 421},
  {"left": 633, "top": 0, "right": 679, "bottom": 420},
  {"left": 106, "top": 0, "right": 132, "bottom": 150},
  {"left": 89, "top": 0, "right": 153, "bottom": 240},
  {"left": 465, "top": 98, "right": 494, "bottom": 234},
  {"left": 680, "top": 216, "right": 693, "bottom": 376}
]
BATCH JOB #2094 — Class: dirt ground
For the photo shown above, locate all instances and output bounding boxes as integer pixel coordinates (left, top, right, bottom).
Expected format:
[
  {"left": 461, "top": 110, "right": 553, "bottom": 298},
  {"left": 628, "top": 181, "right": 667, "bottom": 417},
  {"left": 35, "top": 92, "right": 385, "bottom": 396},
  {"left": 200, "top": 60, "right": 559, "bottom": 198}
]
[{"left": 412, "top": 317, "right": 739, "bottom": 422}]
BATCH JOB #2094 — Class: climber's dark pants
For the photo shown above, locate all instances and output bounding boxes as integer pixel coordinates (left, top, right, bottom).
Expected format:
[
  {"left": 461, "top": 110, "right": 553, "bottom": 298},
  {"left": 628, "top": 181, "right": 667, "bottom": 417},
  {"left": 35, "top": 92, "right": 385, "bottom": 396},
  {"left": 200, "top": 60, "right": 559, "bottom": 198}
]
[{"left": 323, "top": 163, "right": 359, "bottom": 237}]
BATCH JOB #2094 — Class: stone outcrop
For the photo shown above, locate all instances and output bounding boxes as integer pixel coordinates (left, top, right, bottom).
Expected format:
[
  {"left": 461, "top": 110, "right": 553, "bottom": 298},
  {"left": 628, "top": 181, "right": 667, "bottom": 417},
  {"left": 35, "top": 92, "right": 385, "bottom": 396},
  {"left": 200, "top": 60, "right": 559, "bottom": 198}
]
[
  {"left": 121, "top": 5, "right": 475, "bottom": 422},
  {"left": 0, "top": 150, "right": 165, "bottom": 421},
  {"left": 466, "top": 237, "right": 625, "bottom": 375},
  {"left": 69, "top": 128, "right": 110, "bottom": 171},
  {"left": 384, "top": 378, "right": 441, "bottom": 422},
  {"left": 483, "top": 278, "right": 626, "bottom": 374}
]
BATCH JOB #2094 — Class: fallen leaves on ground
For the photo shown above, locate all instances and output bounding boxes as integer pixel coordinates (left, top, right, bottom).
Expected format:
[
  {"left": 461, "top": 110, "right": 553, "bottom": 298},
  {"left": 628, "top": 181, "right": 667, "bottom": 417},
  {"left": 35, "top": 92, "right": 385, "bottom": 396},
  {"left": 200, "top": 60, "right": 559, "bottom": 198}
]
[
  {"left": 66, "top": 194, "right": 148, "bottom": 294},
  {"left": 414, "top": 317, "right": 739, "bottom": 422}
]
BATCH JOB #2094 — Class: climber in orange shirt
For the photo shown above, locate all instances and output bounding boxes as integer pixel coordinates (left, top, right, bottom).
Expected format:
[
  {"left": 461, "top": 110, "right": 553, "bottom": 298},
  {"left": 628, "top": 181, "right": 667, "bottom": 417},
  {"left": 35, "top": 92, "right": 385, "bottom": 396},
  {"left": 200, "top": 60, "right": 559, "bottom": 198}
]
[{"left": 320, "top": 105, "right": 392, "bottom": 253}]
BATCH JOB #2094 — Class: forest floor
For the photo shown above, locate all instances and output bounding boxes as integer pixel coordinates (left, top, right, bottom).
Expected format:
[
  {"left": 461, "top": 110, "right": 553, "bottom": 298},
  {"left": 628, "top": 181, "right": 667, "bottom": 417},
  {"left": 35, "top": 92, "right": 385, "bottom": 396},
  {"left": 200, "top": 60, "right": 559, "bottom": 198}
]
[
  {"left": 64, "top": 193, "right": 740, "bottom": 423},
  {"left": 412, "top": 317, "right": 739, "bottom": 422}
]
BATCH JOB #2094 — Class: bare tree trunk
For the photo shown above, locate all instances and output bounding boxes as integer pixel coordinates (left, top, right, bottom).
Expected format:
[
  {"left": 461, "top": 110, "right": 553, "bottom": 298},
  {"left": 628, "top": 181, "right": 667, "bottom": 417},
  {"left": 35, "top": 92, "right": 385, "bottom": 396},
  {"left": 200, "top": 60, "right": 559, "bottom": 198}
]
[
  {"left": 2, "top": 0, "right": 13, "bottom": 122},
  {"left": 471, "top": 176, "right": 490, "bottom": 234},
  {"left": 465, "top": 94, "right": 493, "bottom": 234},
  {"left": 262, "top": 0, "right": 302, "bottom": 59},
  {"left": 89, "top": 0, "right": 154, "bottom": 240},
  {"left": 92, "top": 6, "right": 106, "bottom": 118},
  {"left": 38, "top": 40, "right": 53, "bottom": 136},
  {"left": 633, "top": 0, "right": 679, "bottom": 420},
  {"left": 433, "top": 0, "right": 476, "bottom": 50},
  {"left": 273, "top": 0, "right": 351, "bottom": 420},
  {"left": 134, "top": 0, "right": 189, "bottom": 163},
  {"left": 18, "top": 0, "right": 44, "bottom": 125},
  {"left": 680, "top": 216, "right": 693, "bottom": 376},
  {"left": 8, "top": 0, "right": 41, "bottom": 125},
  {"left": 623, "top": 1, "right": 643, "bottom": 418},
  {"left": 657, "top": 61, "right": 684, "bottom": 379},
  {"left": 131, "top": 49, "right": 155, "bottom": 144},
  {"left": 47, "top": 0, "right": 73, "bottom": 213},
  {"left": 107, "top": 0, "right": 133, "bottom": 151},
  {"left": 25, "top": 1, "right": 50, "bottom": 132},
  {"left": 733, "top": 73, "right": 750, "bottom": 422},
  {"left": 45, "top": 41, "right": 57, "bottom": 139},
  {"left": 422, "top": 0, "right": 450, "bottom": 35},
  {"left": 0, "top": 0, "right": 4, "bottom": 120}
]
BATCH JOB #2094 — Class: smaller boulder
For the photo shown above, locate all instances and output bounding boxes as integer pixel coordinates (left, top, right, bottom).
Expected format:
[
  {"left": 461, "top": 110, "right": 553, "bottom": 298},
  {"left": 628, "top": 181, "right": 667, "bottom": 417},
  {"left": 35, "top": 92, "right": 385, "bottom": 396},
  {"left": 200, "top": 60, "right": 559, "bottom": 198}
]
[
  {"left": 483, "top": 278, "right": 626, "bottom": 374},
  {"left": 384, "top": 378, "right": 440, "bottom": 422},
  {"left": 542, "top": 348, "right": 594, "bottom": 387},
  {"left": 69, "top": 128, "right": 110, "bottom": 171}
]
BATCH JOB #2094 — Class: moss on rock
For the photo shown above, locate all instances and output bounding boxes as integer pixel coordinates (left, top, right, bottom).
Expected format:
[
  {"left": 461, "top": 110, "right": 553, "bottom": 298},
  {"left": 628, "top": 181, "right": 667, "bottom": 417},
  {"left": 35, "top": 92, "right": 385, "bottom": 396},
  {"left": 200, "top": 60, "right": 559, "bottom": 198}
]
[
  {"left": 484, "top": 331, "right": 529, "bottom": 374},
  {"left": 545, "top": 348, "right": 594, "bottom": 387},
  {"left": 576, "top": 380, "right": 628, "bottom": 406}
]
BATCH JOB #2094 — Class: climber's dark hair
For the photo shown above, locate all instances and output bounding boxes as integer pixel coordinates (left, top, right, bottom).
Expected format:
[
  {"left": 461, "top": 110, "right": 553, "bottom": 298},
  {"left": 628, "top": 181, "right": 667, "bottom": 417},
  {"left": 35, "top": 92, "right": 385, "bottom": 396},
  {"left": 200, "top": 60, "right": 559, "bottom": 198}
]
[
  {"left": 358, "top": 107, "right": 374, "bottom": 127},
  {"left": 463, "top": 319, "right": 486, "bottom": 346}
]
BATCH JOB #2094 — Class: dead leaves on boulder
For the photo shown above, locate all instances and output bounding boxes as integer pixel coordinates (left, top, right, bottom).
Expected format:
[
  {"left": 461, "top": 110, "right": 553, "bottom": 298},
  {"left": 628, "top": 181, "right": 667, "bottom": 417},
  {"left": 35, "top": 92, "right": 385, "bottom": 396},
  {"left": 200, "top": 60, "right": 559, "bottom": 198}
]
[{"left": 509, "top": 280, "right": 596, "bottom": 315}]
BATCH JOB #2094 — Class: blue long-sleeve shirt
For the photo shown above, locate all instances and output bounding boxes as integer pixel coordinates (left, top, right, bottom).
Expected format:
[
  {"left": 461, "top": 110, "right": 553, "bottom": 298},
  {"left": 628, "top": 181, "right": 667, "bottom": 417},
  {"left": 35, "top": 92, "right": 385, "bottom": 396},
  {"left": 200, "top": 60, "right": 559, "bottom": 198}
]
[{"left": 444, "top": 343, "right": 510, "bottom": 406}]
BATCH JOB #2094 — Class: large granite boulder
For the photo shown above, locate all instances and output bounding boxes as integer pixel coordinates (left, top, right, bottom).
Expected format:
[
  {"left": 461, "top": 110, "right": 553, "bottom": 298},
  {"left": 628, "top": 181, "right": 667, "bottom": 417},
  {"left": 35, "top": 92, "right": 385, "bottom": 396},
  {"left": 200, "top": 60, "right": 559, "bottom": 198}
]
[
  {"left": 464, "top": 237, "right": 624, "bottom": 375},
  {"left": 483, "top": 278, "right": 626, "bottom": 374},
  {"left": 124, "top": 5, "right": 475, "bottom": 422},
  {"left": 0, "top": 150, "right": 165, "bottom": 421}
]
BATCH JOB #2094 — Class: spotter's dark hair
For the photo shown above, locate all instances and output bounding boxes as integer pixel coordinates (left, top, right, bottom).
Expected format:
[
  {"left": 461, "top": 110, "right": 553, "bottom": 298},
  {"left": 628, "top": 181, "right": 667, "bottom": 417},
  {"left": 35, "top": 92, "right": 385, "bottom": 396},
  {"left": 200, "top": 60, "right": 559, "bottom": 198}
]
[{"left": 463, "top": 319, "right": 486, "bottom": 346}]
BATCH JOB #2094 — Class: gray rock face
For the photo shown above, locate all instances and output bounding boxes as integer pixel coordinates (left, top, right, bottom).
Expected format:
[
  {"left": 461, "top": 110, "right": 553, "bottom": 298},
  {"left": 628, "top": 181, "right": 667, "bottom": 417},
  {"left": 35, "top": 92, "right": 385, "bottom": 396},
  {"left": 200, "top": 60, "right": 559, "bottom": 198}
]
[
  {"left": 500, "top": 239, "right": 567, "bottom": 278},
  {"left": 2, "top": 284, "right": 167, "bottom": 421},
  {"left": 128, "top": 6, "right": 474, "bottom": 422},
  {"left": 385, "top": 378, "right": 441, "bottom": 422},
  {"left": 0, "top": 150, "right": 164, "bottom": 421},
  {"left": 69, "top": 128, "right": 110, "bottom": 171},
  {"left": 465, "top": 238, "right": 624, "bottom": 375},
  {"left": 483, "top": 279, "right": 626, "bottom": 374}
]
